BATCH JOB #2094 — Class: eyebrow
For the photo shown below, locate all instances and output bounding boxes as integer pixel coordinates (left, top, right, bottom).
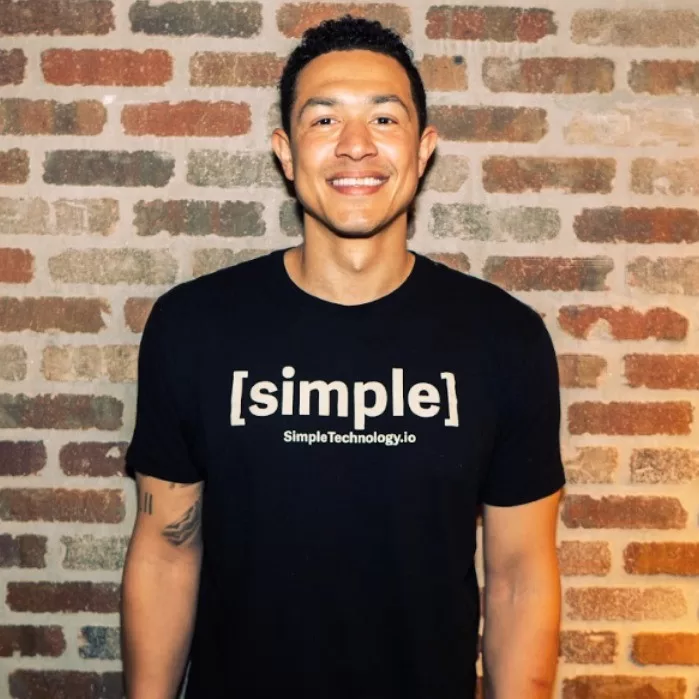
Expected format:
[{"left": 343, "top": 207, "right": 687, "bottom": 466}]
[{"left": 296, "top": 94, "right": 412, "bottom": 122}]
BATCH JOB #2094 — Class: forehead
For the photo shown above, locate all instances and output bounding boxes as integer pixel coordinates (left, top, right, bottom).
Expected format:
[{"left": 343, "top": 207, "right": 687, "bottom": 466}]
[{"left": 294, "top": 50, "right": 413, "bottom": 107}]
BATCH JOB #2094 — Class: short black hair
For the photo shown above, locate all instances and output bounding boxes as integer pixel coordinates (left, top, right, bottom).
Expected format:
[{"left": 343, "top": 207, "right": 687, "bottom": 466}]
[{"left": 279, "top": 15, "right": 427, "bottom": 137}]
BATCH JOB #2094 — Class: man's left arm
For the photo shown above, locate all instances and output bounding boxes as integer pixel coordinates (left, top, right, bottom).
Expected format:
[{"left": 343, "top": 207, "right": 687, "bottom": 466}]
[{"left": 481, "top": 489, "right": 563, "bottom": 699}]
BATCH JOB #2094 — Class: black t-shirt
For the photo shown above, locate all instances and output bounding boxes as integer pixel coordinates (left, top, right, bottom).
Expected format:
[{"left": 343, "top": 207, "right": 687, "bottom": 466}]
[{"left": 126, "top": 248, "right": 565, "bottom": 699}]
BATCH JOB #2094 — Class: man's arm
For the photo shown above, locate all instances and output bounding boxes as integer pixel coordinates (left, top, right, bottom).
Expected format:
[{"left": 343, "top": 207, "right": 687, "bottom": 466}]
[
  {"left": 121, "top": 473, "right": 204, "bottom": 699},
  {"left": 481, "top": 489, "right": 562, "bottom": 699}
]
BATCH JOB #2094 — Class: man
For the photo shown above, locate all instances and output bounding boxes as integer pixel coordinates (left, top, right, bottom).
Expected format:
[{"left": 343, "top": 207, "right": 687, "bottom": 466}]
[{"left": 122, "top": 16, "right": 565, "bottom": 699}]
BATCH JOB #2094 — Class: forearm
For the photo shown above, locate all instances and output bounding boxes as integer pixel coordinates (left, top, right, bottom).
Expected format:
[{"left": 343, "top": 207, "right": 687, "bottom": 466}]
[
  {"left": 122, "top": 548, "right": 201, "bottom": 699},
  {"left": 482, "top": 571, "right": 561, "bottom": 699}
]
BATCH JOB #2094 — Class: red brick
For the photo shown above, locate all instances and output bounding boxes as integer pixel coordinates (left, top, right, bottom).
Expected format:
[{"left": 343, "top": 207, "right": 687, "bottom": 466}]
[
  {"left": 277, "top": 3, "right": 410, "bottom": 38},
  {"left": 565, "top": 587, "right": 687, "bottom": 621},
  {"left": 568, "top": 401, "right": 692, "bottom": 435},
  {"left": 0, "top": 394, "right": 122, "bottom": 430},
  {"left": 563, "top": 447, "right": 617, "bottom": 484},
  {"left": 632, "top": 634, "right": 699, "bottom": 665},
  {"left": 429, "top": 106, "right": 547, "bottom": 143},
  {"left": 558, "top": 306, "right": 688, "bottom": 341},
  {"left": 629, "top": 60, "right": 699, "bottom": 94},
  {"left": 630, "top": 448, "right": 699, "bottom": 484},
  {"left": 631, "top": 158, "right": 699, "bottom": 196},
  {"left": 627, "top": 256, "right": 699, "bottom": 295},
  {"left": 0, "top": 535, "right": 46, "bottom": 568},
  {"left": 624, "top": 542, "right": 699, "bottom": 576},
  {"left": 42, "top": 49, "right": 172, "bottom": 86},
  {"left": 559, "top": 631, "right": 617, "bottom": 664},
  {"left": 557, "top": 354, "right": 607, "bottom": 388},
  {"left": 190, "top": 52, "right": 284, "bottom": 87},
  {"left": 124, "top": 297, "right": 154, "bottom": 333},
  {"left": 9, "top": 670, "right": 124, "bottom": 699},
  {"left": 483, "top": 157, "right": 615, "bottom": 194},
  {"left": 0, "top": 0, "right": 114, "bottom": 36},
  {"left": 0, "top": 488, "right": 124, "bottom": 523},
  {"left": 575, "top": 207, "right": 699, "bottom": 243},
  {"left": 122, "top": 101, "right": 250, "bottom": 137},
  {"left": 0, "top": 626, "right": 65, "bottom": 657},
  {"left": 418, "top": 55, "right": 467, "bottom": 91},
  {"left": 0, "top": 297, "right": 109, "bottom": 333},
  {"left": 562, "top": 675, "right": 686, "bottom": 699},
  {"left": 625, "top": 354, "right": 699, "bottom": 389},
  {"left": 562, "top": 495, "right": 687, "bottom": 530},
  {"left": 0, "top": 442, "right": 46, "bottom": 476},
  {"left": 60, "top": 442, "right": 127, "bottom": 477},
  {"left": 0, "top": 149, "right": 29, "bottom": 184},
  {"left": 7, "top": 582, "right": 120, "bottom": 614},
  {"left": 0, "top": 249, "right": 34, "bottom": 283},
  {"left": 0, "top": 99, "right": 105, "bottom": 136},
  {"left": 483, "top": 256, "right": 613, "bottom": 291},
  {"left": 558, "top": 541, "right": 611, "bottom": 576},
  {"left": 425, "top": 6, "right": 555, "bottom": 42},
  {"left": 425, "top": 253, "right": 470, "bottom": 274},
  {"left": 0, "top": 49, "right": 26, "bottom": 85}
]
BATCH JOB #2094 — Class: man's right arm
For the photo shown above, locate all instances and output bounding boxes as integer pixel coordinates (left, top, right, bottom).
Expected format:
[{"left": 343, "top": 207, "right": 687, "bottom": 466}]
[{"left": 122, "top": 473, "right": 204, "bottom": 699}]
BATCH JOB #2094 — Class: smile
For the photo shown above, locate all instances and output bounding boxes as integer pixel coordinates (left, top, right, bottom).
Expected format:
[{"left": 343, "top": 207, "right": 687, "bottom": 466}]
[{"left": 328, "top": 176, "right": 388, "bottom": 193}]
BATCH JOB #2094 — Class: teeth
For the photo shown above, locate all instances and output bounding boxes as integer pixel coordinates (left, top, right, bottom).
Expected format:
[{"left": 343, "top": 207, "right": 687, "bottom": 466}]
[{"left": 331, "top": 177, "right": 385, "bottom": 187}]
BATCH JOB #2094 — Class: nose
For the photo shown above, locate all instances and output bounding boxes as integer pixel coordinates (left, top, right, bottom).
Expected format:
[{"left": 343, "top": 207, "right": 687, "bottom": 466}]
[{"left": 335, "top": 119, "right": 378, "bottom": 160}]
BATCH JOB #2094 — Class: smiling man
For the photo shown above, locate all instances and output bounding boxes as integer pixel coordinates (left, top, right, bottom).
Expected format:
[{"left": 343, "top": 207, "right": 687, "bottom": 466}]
[{"left": 121, "top": 16, "right": 565, "bottom": 699}]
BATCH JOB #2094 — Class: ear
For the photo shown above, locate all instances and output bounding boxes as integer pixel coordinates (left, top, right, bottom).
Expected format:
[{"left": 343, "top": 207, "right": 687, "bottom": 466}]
[
  {"left": 417, "top": 125, "right": 438, "bottom": 178},
  {"left": 272, "top": 128, "right": 294, "bottom": 181}
]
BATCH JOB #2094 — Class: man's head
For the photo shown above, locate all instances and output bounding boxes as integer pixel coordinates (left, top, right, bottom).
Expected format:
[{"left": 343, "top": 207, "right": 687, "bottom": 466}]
[{"left": 272, "top": 16, "right": 437, "bottom": 240}]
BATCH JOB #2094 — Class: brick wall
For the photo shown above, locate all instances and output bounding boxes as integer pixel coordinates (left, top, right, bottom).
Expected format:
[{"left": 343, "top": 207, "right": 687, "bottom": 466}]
[{"left": 1, "top": 1, "right": 698, "bottom": 697}]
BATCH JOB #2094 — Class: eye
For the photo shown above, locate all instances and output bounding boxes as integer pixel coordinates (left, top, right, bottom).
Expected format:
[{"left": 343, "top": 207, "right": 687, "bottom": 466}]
[
  {"left": 312, "top": 117, "right": 336, "bottom": 127},
  {"left": 374, "top": 116, "right": 397, "bottom": 125}
]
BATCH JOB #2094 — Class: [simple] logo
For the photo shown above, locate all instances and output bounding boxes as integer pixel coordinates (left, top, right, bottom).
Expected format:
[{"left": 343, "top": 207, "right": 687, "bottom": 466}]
[{"left": 230, "top": 367, "right": 459, "bottom": 430}]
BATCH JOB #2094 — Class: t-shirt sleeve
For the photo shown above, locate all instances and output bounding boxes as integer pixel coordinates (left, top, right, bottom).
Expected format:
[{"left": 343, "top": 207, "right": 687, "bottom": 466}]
[
  {"left": 125, "top": 296, "right": 203, "bottom": 484},
  {"left": 480, "top": 309, "right": 566, "bottom": 507}
]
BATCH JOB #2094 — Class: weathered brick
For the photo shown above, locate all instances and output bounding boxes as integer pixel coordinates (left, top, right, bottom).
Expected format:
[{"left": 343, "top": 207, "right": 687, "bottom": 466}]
[
  {"left": 42, "top": 345, "right": 137, "bottom": 382},
  {"left": 632, "top": 634, "right": 699, "bottom": 665},
  {"left": 124, "top": 298, "right": 154, "bottom": 334},
  {"left": 9, "top": 670, "right": 123, "bottom": 699},
  {"left": 0, "top": 345, "right": 27, "bottom": 381},
  {"left": 563, "top": 447, "right": 617, "bottom": 485},
  {"left": 42, "top": 48, "right": 171, "bottom": 87},
  {"left": 0, "top": 149, "right": 29, "bottom": 184},
  {"left": 559, "top": 631, "right": 617, "bottom": 664},
  {"left": 630, "top": 448, "right": 699, "bottom": 485},
  {"left": 122, "top": 101, "right": 250, "bottom": 137},
  {"left": 0, "top": 298, "right": 109, "bottom": 333},
  {"left": 566, "top": 108, "right": 699, "bottom": 147},
  {"left": 0, "top": 535, "right": 46, "bottom": 568},
  {"left": 625, "top": 354, "right": 699, "bottom": 390},
  {"left": 429, "top": 106, "right": 547, "bottom": 143},
  {"left": 629, "top": 60, "right": 699, "bottom": 95},
  {"left": 0, "top": 442, "right": 46, "bottom": 476},
  {"left": 48, "top": 249, "right": 177, "bottom": 285},
  {"left": 483, "top": 257, "right": 613, "bottom": 292},
  {"left": 484, "top": 57, "right": 613, "bottom": 94},
  {"left": 557, "top": 306, "right": 688, "bottom": 341},
  {"left": 422, "top": 155, "right": 469, "bottom": 193},
  {"left": 131, "top": 0, "right": 261, "bottom": 37},
  {"left": 624, "top": 542, "right": 699, "bottom": 577},
  {"left": 557, "top": 354, "right": 607, "bottom": 388},
  {"left": 277, "top": 3, "right": 410, "bottom": 38},
  {"left": 0, "top": 99, "right": 105, "bottom": 136},
  {"left": 562, "top": 495, "right": 687, "bottom": 530},
  {"left": 79, "top": 627, "right": 121, "bottom": 660},
  {"left": 418, "top": 55, "right": 467, "bottom": 91},
  {"left": 483, "top": 157, "right": 615, "bottom": 194},
  {"left": 558, "top": 541, "right": 611, "bottom": 576},
  {"left": 0, "top": 198, "right": 118, "bottom": 236},
  {"left": 0, "top": 49, "right": 26, "bottom": 85},
  {"left": 192, "top": 249, "right": 269, "bottom": 277},
  {"left": 0, "top": 249, "right": 34, "bottom": 283},
  {"left": 134, "top": 200, "right": 265, "bottom": 238},
  {"left": 0, "top": 626, "right": 64, "bottom": 657},
  {"left": 565, "top": 587, "right": 687, "bottom": 621},
  {"left": 562, "top": 676, "right": 686, "bottom": 699},
  {"left": 425, "top": 6, "right": 555, "bottom": 42},
  {"left": 44, "top": 150, "right": 173, "bottom": 187},
  {"left": 572, "top": 10, "right": 699, "bottom": 47},
  {"left": 627, "top": 257, "right": 699, "bottom": 295},
  {"left": 0, "top": 394, "right": 123, "bottom": 430},
  {"left": 190, "top": 52, "right": 283, "bottom": 87},
  {"left": 632, "top": 158, "right": 699, "bottom": 196},
  {"left": 187, "top": 151, "right": 281, "bottom": 189},
  {"left": 568, "top": 401, "right": 692, "bottom": 436},
  {"left": 424, "top": 253, "right": 470, "bottom": 275},
  {"left": 62, "top": 535, "right": 128, "bottom": 570},
  {"left": 0, "top": 489, "right": 124, "bottom": 523},
  {"left": 280, "top": 200, "right": 303, "bottom": 238},
  {"left": 576, "top": 207, "right": 699, "bottom": 244},
  {"left": 430, "top": 205, "right": 559, "bottom": 242},
  {"left": 0, "top": 0, "right": 114, "bottom": 36},
  {"left": 60, "top": 442, "right": 127, "bottom": 477}
]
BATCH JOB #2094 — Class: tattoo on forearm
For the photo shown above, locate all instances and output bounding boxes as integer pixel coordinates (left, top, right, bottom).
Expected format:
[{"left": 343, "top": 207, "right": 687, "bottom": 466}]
[
  {"left": 162, "top": 497, "right": 202, "bottom": 547},
  {"left": 138, "top": 491, "right": 153, "bottom": 515}
]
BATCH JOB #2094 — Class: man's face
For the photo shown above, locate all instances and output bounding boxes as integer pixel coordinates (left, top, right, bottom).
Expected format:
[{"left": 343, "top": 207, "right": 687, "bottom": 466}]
[{"left": 273, "top": 49, "right": 437, "bottom": 239}]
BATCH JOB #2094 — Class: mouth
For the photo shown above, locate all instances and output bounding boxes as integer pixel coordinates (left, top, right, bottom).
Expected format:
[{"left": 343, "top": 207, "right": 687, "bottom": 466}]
[{"left": 327, "top": 175, "right": 389, "bottom": 195}]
